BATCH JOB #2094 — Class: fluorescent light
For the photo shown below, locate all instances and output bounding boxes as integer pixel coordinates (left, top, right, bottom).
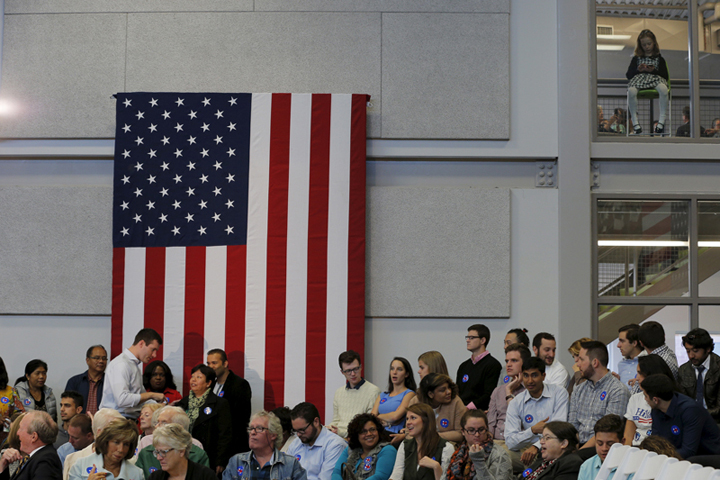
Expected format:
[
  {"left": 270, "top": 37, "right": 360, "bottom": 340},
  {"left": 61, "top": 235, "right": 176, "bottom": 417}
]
[
  {"left": 598, "top": 240, "right": 688, "bottom": 247},
  {"left": 699, "top": 241, "right": 720, "bottom": 247},
  {"left": 596, "top": 34, "right": 632, "bottom": 40},
  {"left": 597, "top": 44, "right": 625, "bottom": 51}
]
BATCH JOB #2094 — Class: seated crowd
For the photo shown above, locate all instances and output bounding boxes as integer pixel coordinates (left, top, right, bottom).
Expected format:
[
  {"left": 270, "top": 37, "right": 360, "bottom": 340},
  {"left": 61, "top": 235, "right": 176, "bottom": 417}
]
[{"left": 1, "top": 322, "right": 719, "bottom": 480}]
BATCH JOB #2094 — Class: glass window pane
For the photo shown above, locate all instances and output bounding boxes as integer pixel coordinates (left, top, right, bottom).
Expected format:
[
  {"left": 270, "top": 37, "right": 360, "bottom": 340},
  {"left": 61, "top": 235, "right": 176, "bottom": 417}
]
[
  {"left": 600, "top": 304, "right": 689, "bottom": 375},
  {"left": 596, "top": 2, "right": 691, "bottom": 138},
  {"left": 698, "top": 1, "right": 720, "bottom": 139},
  {"left": 598, "top": 200, "right": 689, "bottom": 297},
  {"left": 699, "top": 201, "right": 720, "bottom": 296}
]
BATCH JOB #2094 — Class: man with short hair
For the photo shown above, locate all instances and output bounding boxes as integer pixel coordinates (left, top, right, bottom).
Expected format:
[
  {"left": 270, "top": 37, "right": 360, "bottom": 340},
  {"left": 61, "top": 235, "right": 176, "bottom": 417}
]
[
  {"left": 456, "top": 324, "right": 503, "bottom": 410},
  {"left": 503, "top": 328, "right": 530, "bottom": 349},
  {"left": 617, "top": 324, "right": 643, "bottom": 390},
  {"left": 505, "top": 357, "right": 569, "bottom": 469},
  {"left": 488, "top": 344, "right": 531, "bottom": 442},
  {"left": 64, "top": 344, "right": 107, "bottom": 415},
  {"left": 136, "top": 407, "right": 210, "bottom": 478},
  {"left": 62, "top": 408, "right": 124, "bottom": 480},
  {"left": 56, "top": 414, "right": 93, "bottom": 466},
  {"left": 532, "top": 332, "right": 568, "bottom": 388},
  {"left": 638, "top": 321, "right": 679, "bottom": 380},
  {"left": 568, "top": 341, "right": 630, "bottom": 448},
  {"left": 207, "top": 348, "right": 252, "bottom": 454},
  {"left": 287, "top": 402, "right": 347, "bottom": 480},
  {"left": 99, "top": 328, "right": 166, "bottom": 419},
  {"left": 0, "top": 410, "right": 62, "bottom": 479},
  {"left": 678, "top": 328, "right": 720, "bottom": 423},
  {"left": 54, "top": 391, "right": 84, "bottom": 449},
  {"left": 641, "top": 374, "right": 720, "bottom": 458},
  {"left": 577, "top": 414, "right": 626, "bottom": 480},
  {"left": 676, "top": 105, "right": 706, "bottom": 137},
  {"left": 223, "top": 411, "right": 307, "bottom": 480},
  {"left": 328, "top": 351, "right": 379, "bottom": 437}
]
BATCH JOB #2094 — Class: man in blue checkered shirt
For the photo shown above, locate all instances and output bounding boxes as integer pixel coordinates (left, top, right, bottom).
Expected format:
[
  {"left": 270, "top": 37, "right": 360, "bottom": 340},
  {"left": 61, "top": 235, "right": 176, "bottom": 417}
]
[{"left": 568, "top": 341, "right": 630, "bottom": 448}]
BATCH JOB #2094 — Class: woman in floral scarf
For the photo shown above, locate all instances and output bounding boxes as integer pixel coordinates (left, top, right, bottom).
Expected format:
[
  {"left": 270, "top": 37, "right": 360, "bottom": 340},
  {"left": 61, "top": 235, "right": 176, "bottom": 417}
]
[
  {"left": 332, "top": 413, "right": 397, "bottom": 480},
  {"left": 446, "top": 410, "right": 512, "bottom": 480}
]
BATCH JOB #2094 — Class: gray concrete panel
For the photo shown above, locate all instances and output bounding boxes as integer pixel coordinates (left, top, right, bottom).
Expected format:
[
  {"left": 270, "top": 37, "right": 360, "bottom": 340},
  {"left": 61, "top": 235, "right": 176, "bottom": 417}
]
[
  {"left": 0, "top": 186, "right": 112, "bottom": 314},
  {"left": 5, "top": 1, "right": 252, "bottom": 13},
  {"left": 256, "top": 0, "right": 509, "bottom": 13},
  {"left": 125, "top": 12, "right": 382, "bottom": 137},
  {"left": 382, "top": 13, "right": 510, "bottom": 139},
  {"left": 366, "top": 187, "right": 510, "bottom": 317},
  {"left": 0, "top": 14, "right": 127, "bottom": 138}
]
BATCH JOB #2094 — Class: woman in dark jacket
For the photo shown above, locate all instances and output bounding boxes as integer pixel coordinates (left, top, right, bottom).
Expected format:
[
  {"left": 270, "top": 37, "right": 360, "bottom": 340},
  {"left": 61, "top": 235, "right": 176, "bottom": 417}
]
[
  {"left": 522, "top": 421, "right": 582, "bottom": 480},
  {"left": 178, "top": 364, "right": 232, "bottom": 475}
]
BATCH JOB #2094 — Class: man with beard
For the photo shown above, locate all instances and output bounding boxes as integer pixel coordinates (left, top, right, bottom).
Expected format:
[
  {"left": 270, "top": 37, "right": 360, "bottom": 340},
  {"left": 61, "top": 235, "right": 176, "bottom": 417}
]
[
  {"left": 568, "top": 341, "right": 630, "bottom": 449},
  {"left": 532, "top": 333, "right": 568, "bottom": 388},
  {"left": 678, "top": 328, "right": 720, "bottom": 423},
  {"left": 287, "top": 402, "right": 346, "bottom": 480}
]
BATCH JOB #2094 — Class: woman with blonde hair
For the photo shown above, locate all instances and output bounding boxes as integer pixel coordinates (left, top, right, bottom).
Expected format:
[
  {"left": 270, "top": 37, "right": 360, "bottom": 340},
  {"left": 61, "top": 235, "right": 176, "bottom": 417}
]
[
  {"left": 418, "top": 352, "right": 449, "bottom": 380},
  {"left": 566, "top": 338, "right": 592, "bottom": 396}
]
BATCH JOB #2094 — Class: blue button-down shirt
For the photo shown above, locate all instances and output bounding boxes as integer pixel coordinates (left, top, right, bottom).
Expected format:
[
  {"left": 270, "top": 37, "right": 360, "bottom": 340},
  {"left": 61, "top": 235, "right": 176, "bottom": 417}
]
[
  {"left": 286, "top": 427, "right": 347, "bottom": 480},
  {"left": 504, "top": 382, "right": 569, "bottom": 451}
]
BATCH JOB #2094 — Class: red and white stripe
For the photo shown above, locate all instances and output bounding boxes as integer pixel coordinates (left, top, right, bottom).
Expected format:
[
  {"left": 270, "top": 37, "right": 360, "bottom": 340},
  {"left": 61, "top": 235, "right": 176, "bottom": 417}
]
[{"left": 111, "top": 93, "right": 367, "bottom": 421}]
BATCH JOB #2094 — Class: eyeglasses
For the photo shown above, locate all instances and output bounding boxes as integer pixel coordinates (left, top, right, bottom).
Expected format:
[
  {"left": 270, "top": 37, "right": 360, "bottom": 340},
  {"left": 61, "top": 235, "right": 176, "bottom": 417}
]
[
  {"left": 465, "top": 336, "right": 480, "bottom": 340},
  {"left": 463, "top": 427, "right": 487, "bottom": 436},
  {"left": 292, "top": 424, "right": 312, "bottom": 435},
  {"left": 540, "top": 435, "right": 558, "bottom": 443},
  {"left": 88, "top": 356, "right": 108, "bottom": 361},
  {"left": 247, "top": 426, "right": 269, "bottom": 434},
  {"left": 361, "top": 427, "right": 378, "bottom": 435},
  {"left": 342, "top": 366, "right": 361, "bottom": 375},
  {"left": 153, "top": 448, "right": 175, "bottom": 458}
]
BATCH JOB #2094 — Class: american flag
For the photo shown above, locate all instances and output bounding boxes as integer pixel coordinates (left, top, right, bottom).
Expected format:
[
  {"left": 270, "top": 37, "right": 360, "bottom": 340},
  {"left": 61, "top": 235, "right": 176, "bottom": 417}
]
[{"left": 111, "top": 92, "right": 367, "bottom": 420}]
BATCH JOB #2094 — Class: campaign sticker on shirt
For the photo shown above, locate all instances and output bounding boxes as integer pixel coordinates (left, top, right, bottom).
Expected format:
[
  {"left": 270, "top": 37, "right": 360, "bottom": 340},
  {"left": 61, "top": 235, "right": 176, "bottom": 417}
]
[
  {"left": 599, "top": 391, "right": 607, "bottom": 401},
  {"left": 86, "top": 467, "right": 94, "bottom": 474},
  {"left": 462, "top": 374, "right": 469, "bottom": 383},
  {"left": 0, "top": 397, "right": 8, "bottom": 404},
  {"left": 522, "top": 468, "right": 533, "bottom": 478},
  {"left": 525, "top": 415, "right": 533, "bottom": 423},
  {"left": 503, "top": 376, "right": 510, "bottom": 384},
  {"left": 165, "top": 396, "right": 170, "bottom": 403},
  {"left": 440, "top": 418, "right": 449, "bottom": 428},
  {"left": 23, "top": 398, "right": 31, "bottom": 406},
  {"left": 219, "top": 391, "right": 225, "bottom": 397},
  {"left": 296, "top": 455, "right": 302, "bottom": 461},
  {"left": 380, "top": 398, "right": 387, "bottom": 404},
  {"left": 204, "top": 407, "right": 212, "bottom": 415},
  {"left": 237, "top": 466, "right": 244, "bottom": 475},
  {"left": 149, "top": 467, "right": 157, "bottom": 473},
  {"left": 431, "top": 457, "right": 436, "bottom": 461},
  {"left": 672, "top": 425, "right": 680, "bottom": 435},
  {"left": 363, "top": 457, "right": 373, "bottom": 471},
  {"left": 135, "top": 448, "right": 138, "bottom": 455},
  {"left": 647, "top": 430, "right": 652, "bottom": 436}
]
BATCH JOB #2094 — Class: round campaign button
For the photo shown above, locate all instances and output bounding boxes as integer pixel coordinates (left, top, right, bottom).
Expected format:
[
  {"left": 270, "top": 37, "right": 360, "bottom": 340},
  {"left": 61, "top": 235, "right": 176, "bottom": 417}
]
[
  {"left": 503, "top": 376, "right": 511, "bottom": 384},
  {"left": 672, "top": 426, "right": 680, "bottom": 435},
  {"left": 380, "top": 397, "right": 387, "bottom": 404},
  {"left": 525, "top": 415, "right": 534, "bottom": 423},
  {"left": 204, "top": 407, "right": 212, "bottom": 415},
  {"left": 296, "top": 455, "right": 302, "bottom": 461},
  {"left": 462, "top": 374, "right": 469, "bottom": 383},
  {"left": 149, "top": 467, "right": 157, "bottom": 473},
  {"left": 363, "top": 457, "right": 373, "bottom": 471},
  {"left": 165, "top": 396, "right": 170, "bottom": 403},
  {"left": 86, "top": 467, "right": 94, "bottom": 474},
  {"left": 23, "top": 398, "right": 31, "bottom": 406},
  {"left": 218, "top": 391, "right": 225, "bottom": 397},
  {"left": 0, "top": 397, "right": 8, "bottom": 404},
  {"left": 237, "top": 466, "right": 244, "bottom": 475},
  {"left": 440, "top": 419, "right": 449, "bottom": 428},
  {"left": 522, "top": 468, "right": 533, "bottom": 478},
  {"left": 599, "top": 391, "right": 607, "bottom": 401}
]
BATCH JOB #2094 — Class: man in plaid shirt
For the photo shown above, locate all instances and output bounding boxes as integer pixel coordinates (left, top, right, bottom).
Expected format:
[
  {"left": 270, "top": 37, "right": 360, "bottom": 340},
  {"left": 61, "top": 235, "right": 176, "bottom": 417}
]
[{"left": 568, "top": 341, "right": 631, "bottom": 448}]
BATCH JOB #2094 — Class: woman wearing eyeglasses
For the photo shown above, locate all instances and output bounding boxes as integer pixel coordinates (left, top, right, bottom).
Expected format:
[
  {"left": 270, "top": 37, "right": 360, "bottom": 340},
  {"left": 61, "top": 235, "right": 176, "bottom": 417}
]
[
  {"left": 332, "top": 413, "right": 397, "bottom": 480},
  {"left": 178, "top": 364, "right": 232, "bottom": 475},
  {"left": 148, "top": 423, "right": 216, "bottom": 480},
  {"left": 69, "top": 418, "right": 144, "bottom": 480},
  {"left": 446, "top": 410, "right": 512, "bottom": 480},
  {"left": 522, "top": 421, "right": 582, "bottom": 480},
  {"left": 390, "top": 403, "right": 455, "bottom": 480}
]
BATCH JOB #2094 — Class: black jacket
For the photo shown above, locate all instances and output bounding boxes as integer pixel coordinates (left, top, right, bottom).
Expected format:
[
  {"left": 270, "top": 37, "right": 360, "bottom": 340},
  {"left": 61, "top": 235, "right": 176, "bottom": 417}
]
[
  {"left": 678, "top": 352, "right": 720, "bottom": 423},
  {"left": 0, "top": 444, "right": 62, "bottom": 480},
  {"left": 219, "top": 370, "right": 252, "bottom": 455},
  {"left": 525, "top": 451, "right": 584, "bottom": 480},
  {"left": 179, "top": 391, "right": 233, "bottom": 470},
  {"left": 148, "top": 459, "right": 217, "bottom": 480}
]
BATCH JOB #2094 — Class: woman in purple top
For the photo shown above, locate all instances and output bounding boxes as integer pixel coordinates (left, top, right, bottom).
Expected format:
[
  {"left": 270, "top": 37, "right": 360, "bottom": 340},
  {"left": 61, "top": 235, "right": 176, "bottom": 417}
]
[{"left": 372, "top": 357, "right": 417, "bottom": 434}]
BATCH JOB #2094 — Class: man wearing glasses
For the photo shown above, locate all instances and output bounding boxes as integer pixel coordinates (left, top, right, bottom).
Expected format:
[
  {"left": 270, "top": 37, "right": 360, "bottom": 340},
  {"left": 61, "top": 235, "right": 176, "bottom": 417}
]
[
  {"left": 223, "top": 411, "right": 307, "bottom": 480},
  {"left": 456, "top": 324, "right": 502, "bottom": 410},
  {"left": 287, "top": 402, "right": 346, "bottom": 480},
  {"left": 64, "top": 345, "right": 108, "bottom": 415},
  {"left": 328, "top": 351, "right": 380, "bottom": 438}
]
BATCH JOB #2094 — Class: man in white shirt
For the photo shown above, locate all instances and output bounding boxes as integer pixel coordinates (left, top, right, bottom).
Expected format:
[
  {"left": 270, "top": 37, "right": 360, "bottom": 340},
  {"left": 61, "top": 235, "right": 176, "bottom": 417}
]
[
  {"left": 99, "top": 328, "right": 166, "bottom": 419},
  {"left": 532, "top": 332, "right": 568, "bottom": 388}
]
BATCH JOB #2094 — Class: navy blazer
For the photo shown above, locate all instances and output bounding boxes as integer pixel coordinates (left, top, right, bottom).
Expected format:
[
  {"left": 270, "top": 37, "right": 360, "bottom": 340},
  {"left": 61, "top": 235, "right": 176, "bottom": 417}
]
[{"left": 64, "top": 370, "right": 104, "bottom": 413}]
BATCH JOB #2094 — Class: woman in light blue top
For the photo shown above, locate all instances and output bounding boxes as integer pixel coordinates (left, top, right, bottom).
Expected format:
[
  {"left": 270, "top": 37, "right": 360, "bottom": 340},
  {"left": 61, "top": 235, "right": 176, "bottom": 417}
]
[
  {"left": 69, "top": 419, "right": 144, "bottom": 480},
  {"left": 333, "top": 413, "right": 397, "bottom": 480},
  {"left": 371, "top": 357, "right": 417, "bottom": 434}
]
